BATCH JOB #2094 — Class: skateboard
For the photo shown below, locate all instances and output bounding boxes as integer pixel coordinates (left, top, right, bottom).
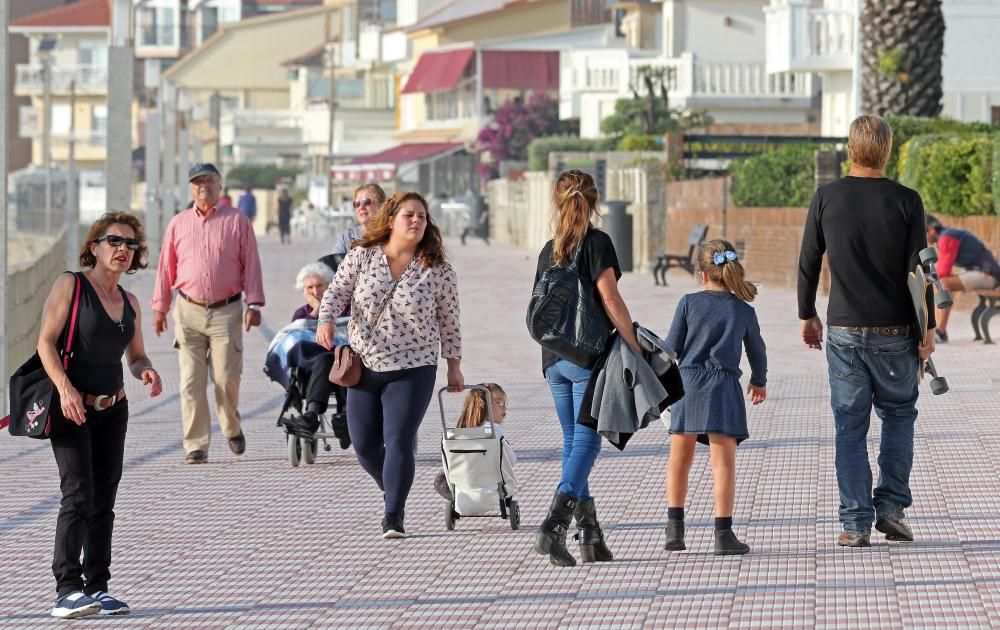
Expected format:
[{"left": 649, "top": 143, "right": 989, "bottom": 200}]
[{"left": 908, "top": 248, "right": 950, "bottom": 395}]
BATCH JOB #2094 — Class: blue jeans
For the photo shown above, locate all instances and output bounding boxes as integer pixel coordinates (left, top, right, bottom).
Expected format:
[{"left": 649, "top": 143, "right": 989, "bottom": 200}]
[
  {"left": 545, "top": 360, "right": 601, "bottom": 500},
  {"left": 827, "top": 329, "right": 919, "bottom": 534}
]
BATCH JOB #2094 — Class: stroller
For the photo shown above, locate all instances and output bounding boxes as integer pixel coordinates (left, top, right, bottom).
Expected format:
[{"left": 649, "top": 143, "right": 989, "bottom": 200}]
[
  {"left": 438, "top": 385, "right": 520, "bottom": 530},
  {"left": 264, "top": 317, "right": 350, "bottom": 467}
]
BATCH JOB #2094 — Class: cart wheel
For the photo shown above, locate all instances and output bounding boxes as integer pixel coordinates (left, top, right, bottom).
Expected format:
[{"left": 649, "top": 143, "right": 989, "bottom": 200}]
[
  {"left": 930, "top": 376, "right": 949, "bottom": 395},
  {"left": 287, "top": 434, "right": 301, "bottom": 467},
  {"left": 445, "top": 501, "right": 457, "bottom": 531},
  {"left": 302, "top": 437, "right": 316, "bottom": 465},
  {"left": 509, "top": 500, "right": 520, "bottom": 530},
  {"left": 919, "top": 247, "right": 938, "bottom": 267}
]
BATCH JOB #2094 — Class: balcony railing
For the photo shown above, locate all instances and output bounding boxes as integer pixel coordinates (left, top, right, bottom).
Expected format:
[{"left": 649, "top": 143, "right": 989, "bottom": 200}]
[
  {"left": 765, "top": 0, "right": 855, "bottom": 74},
  {"left": 138, "top": 25, "right": 178, "bottom": 48},
  {"left": 15, "top": 64, "right": 108, "bottom": 95}
]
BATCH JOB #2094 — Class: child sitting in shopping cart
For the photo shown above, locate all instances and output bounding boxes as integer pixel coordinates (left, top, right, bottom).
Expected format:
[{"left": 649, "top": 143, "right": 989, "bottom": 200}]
[{"left": 434, "top": 383, "right": 517, "bottom": 505}]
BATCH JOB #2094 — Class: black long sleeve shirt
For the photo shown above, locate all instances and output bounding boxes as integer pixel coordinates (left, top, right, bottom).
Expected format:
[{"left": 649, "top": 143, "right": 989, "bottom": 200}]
[{"left": 797, "top": 176, "right": 935, "bottom": 329}]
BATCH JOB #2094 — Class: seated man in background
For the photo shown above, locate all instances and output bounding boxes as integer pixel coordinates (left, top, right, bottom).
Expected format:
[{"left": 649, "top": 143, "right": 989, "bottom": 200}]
[{"left": 925, "top": 214, "right": 1000, "bottom": 341}]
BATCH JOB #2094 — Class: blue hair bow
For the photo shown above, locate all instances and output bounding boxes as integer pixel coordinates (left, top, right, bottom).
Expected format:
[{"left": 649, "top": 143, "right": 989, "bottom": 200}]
[{"left": 713, "top": 250, "right": 738, "bottom": 265}]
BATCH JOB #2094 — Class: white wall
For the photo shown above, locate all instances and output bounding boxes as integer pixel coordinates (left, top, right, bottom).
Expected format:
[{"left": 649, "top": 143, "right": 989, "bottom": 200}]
[
  {"left": 941, "top": 0, "right": 1000, "bottom": 123},
  {"left": 396, "top": 0, "right": 440, "bottom": 28},
  {"left": 676, "top": 0, "right": 768, "bottom": 63}
]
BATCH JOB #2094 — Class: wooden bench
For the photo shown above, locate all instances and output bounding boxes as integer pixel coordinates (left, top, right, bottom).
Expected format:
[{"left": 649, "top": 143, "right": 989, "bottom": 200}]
[
  {"left": 972, "top": 289, "right": 1000, "bottom": 344},
  {"left": 653, "top": 224, "right": 708, "bottom": 286}
]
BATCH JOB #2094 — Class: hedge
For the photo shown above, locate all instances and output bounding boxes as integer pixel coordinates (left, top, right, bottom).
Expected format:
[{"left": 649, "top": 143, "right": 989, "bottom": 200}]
[
  {"left": 729, "top": 144, "right": 821, "bottom": 207},
  {"left": 883, "top": 115, "right": 994, "bottom": 180},
  {"left": 526, "top": 135, "right": 617, "bottom": 171},
  {"left": 898, "top": 133, "right": 998, "bottom": 217}
]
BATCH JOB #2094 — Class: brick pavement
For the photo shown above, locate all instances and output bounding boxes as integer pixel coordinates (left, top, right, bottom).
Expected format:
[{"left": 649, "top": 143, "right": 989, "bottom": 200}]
[{"left": 2, "top": 234, "right": 1000, "bottom": 628}]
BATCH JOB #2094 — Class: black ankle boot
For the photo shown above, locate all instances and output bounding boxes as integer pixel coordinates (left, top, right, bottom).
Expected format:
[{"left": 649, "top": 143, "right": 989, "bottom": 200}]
[
  {"left": 534, "top": 492, "right": 578, "bottom": 567},
  {"left": 714, "top": 528, "right": 750, "bottom": 556},
  {"left": 663, "top": 520, "right": 686, "bottom": 551},
  {"left": 574, "top": 497, "right": 613, "bottom": 562}
]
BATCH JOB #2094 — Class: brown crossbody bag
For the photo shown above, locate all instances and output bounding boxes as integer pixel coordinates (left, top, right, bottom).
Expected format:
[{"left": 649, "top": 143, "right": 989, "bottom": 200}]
[{"left": 329, "top": 274, "right": 401, "bottom": 387}]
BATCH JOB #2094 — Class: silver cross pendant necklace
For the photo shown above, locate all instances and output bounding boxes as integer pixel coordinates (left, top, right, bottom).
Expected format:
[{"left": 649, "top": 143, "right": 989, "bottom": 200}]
[{"left": 95, "top": 276, "right": 126, "bottom": 333}]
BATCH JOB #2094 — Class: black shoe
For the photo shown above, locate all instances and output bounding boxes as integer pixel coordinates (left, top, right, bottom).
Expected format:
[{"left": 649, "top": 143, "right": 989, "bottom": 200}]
[
  {"left": 935, "top": 329, "right": 948, "bottom": 343},
  {"left": 228, "top": 431, "right": 246, "bottom": 455},
  {"left": 574, "top": 497, "right": 613, "bottom": 562},
  {"left": 663, "top": 520, "right": 686, "bottom": 551},
  {"left": 331, "top": 413, "right": 351, "bottom": 449},
  {"left": 534, "top": 491, "right": 577, "bottom": 567},
  {"left": 714, "top": 528, "right": 750, "bottom": 555},
  {"left": 837, "top": 531, "right": 871, "bottom": 547},
  {"left": 382, "top": 512, "right": 406, "bottom": 539},
  {"left": 434, "top": 471, "right": 453, "bottom": 501},
  {"left": 875, "top": 514, "right": 914, "bottom": 542},
  {"left": 285, "top": 413, "right": 320, "bottom": 438},
  {"left": 185, "top": 450, "right": 207, "bottom": 464}
]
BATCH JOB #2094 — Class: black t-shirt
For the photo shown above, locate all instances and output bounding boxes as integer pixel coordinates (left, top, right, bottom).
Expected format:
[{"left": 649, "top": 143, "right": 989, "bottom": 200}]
[
  {"left": 797, "top": 176, "right": 935, "bottom": 328},
  {"left": 534, "top": 229, "right": 622, "bottom": 372}
]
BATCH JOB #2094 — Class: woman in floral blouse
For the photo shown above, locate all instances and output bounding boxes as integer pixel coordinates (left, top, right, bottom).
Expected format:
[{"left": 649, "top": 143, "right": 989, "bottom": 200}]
[{"left": 317, "top": 191, "right": 463, "bottom": 539}]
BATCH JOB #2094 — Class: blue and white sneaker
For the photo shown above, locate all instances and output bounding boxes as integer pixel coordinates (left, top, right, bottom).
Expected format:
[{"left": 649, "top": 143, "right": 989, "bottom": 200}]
[
  {"left": 50, "top": 591, "right": 101, "bottom": 619},
  {"left": 90, "top": 591, "right": 130, "bottom": 616}
]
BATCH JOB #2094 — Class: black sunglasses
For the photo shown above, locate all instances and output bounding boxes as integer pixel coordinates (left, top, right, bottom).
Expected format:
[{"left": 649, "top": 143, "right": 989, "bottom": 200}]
[
  {"left": 95, "top": 235, "right": 141, "bottom": 251},
  {"left": 353, "top": 198, "right": 374, "bottom": 209}
]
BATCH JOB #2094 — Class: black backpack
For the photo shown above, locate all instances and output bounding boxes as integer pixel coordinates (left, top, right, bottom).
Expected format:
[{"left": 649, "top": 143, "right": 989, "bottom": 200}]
[{"left": 526, "top": 241, "right": 611, "bottom": 368}]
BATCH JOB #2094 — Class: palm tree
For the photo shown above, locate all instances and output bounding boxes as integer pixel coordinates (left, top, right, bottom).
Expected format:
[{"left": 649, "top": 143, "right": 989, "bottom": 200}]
[{"left": 859, "top": 0, "right": 944, "bottom": 117}]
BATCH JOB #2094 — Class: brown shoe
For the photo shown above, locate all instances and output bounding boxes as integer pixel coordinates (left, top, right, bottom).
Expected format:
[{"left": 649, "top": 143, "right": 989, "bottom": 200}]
[
  {"left": 185, "top": 450, "right": 207, "bottom": 464},
  {"left": 837, "top": 531, "right": 871, "bottom": 547},
  {"left": 228, "top": 432, "right": 246, "bottom": 455},
  {"left": 875, "top": 515, "right": 914, "bottom": 542}
]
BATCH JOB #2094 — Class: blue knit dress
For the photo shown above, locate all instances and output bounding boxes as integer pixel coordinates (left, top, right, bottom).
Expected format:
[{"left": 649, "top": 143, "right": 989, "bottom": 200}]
[{"left": 665, "top": 290, "right": 767, "bottom": 444}]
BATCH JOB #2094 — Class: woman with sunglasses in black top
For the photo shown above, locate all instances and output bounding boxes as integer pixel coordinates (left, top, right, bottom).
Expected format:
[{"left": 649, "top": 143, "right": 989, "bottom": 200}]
[
  {"left": 331, "top": 183, "right": 386, "bottom": 255},
  {"left": 36, "top": 212, "right": 163, "bottom": 619}
]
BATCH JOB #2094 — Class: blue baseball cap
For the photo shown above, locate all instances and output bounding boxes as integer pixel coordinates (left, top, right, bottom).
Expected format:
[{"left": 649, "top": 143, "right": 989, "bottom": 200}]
[{"left": 188, "top": 162, "right": 221, "bottom": 182}]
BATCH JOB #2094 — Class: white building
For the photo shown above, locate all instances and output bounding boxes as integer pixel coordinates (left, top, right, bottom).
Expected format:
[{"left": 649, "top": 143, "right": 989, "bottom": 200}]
[
  {"left": 765, "top": 0, "right": 1000, "bottom": 136},
  {"left": 564, "top": 0, "right": 820, "bottom": 139}
]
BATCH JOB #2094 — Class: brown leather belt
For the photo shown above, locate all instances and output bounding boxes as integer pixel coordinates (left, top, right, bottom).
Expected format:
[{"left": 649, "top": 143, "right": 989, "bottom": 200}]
[
  {"left": 84, "top": 388, "right": 127, "bottom": 411},
  {"left": 179, "top": 290, "right": 241, "bottom": 309},
  {"left": 831, "top": 325, "right": 910, "bottom": 337}
]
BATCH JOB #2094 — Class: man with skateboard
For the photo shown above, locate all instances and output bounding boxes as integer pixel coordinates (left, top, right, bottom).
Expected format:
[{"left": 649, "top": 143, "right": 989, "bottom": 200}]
[
  {"left": 924, "top": 214, "right": 1000, "bottom": 342},
  {"left": 798, "top": 115, "right": 936, "bottom": 548}
]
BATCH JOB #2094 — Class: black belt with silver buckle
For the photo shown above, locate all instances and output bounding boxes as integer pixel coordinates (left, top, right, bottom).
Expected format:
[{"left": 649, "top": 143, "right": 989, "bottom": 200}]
[
  {"left": 831, "top": 325, "right": 911, "bottom": 337},
  {"left": 179, "top": 291, "right": 241, "bottom": 309}
]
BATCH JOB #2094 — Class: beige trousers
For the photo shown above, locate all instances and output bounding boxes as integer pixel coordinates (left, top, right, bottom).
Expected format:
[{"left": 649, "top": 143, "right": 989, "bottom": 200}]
[{"left": 173, "top": 298, "right": 244, "bottom": 453}]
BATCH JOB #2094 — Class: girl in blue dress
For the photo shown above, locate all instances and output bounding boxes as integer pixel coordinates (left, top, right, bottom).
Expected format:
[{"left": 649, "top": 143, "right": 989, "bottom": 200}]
[{"left": 663, "top": 239, "right": 767, "bottom": 555}]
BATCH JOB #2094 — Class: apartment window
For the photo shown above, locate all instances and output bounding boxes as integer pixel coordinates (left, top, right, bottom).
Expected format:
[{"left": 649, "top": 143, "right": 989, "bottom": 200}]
[
  {"left": 992, "top": 106, "right": 1000, "bottom": 126},
  {"left": 571, "top": 0, "right": 613, "bottom": 27},
  {"left": 51, "top": 104, "right": 71, "bottom": 136},
  {"left": 137, "top": 7, "right": 176, "bottom": 46},
  {"left": 201, "top": 7, "right": 219, "bottom": 43},
  {"left": 91, "top": 105, "right": 108, "bottom": 141},
  {"left": 77, "top": 41, "right": 107, "bottom": 68}
]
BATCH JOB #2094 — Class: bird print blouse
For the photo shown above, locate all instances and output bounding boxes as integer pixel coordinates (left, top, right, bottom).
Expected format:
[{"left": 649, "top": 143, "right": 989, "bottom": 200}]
[{"left": 318, "top": 245, "right": 462, "bottom": 372}]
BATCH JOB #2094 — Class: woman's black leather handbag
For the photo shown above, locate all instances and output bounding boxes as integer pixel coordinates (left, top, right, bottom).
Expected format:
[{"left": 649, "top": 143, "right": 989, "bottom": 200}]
[
  {"left": 2, "top": 272, "right": 83, "bottom": 439},
  {"left": 526, "top": 243, "right": 611, "bottom": 369}
]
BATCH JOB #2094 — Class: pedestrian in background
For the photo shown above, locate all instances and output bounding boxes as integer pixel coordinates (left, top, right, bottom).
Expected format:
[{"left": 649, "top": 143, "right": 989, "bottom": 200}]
[
  {"left": 332, "top": 183, "right": 386, "bottom": 255},
  {"left": 152, "top": 163, "right": 265, "bottom": 465},
  {"left": 316, "top": 191, "right": 464, "bottom": 539},
  {"left": 237, "top": 185, "right": 257, "bottom": 224},
  {"left": 278, "top": 187, "right": 293, "bottom": 245},
  {"left": 38, "top": 212, "right": 162, "bottom": 618},
  {"left": 220, "top": 187, "right": 232, "bottom": 207},
  {"left": 798, "top": 115, "right": 934, "bottom": 547}
]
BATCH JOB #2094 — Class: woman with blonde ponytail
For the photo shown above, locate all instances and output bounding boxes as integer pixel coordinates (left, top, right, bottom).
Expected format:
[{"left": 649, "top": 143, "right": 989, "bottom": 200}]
[
  {"left": 662, "top": 239, "right": 767, "bottom": 556},
  {"left": 531, "top": 170, "right": 643, "bottom": 567}
]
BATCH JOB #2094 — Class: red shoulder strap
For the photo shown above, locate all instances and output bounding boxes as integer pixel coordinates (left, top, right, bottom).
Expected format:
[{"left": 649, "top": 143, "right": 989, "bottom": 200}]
[{"left": 61, "top": 272, "right": 83, "bottom": 371}]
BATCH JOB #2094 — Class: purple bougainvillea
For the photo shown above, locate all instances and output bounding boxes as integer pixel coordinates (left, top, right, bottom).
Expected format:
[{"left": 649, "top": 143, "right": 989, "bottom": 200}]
[{"left": 475, "top": 92, "right": 578, "bottom": 180}]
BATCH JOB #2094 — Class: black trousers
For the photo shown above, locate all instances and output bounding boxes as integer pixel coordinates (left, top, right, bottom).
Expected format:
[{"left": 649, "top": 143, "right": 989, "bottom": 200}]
[
  {"left": 304, "top": 353, "right": 343, "bottom": 415},
  {"left": 49, "top": 400, "right": 128, "bottom": 596}
]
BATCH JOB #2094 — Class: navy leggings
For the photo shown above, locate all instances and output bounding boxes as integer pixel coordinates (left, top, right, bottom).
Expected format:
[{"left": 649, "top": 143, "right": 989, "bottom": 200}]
[{"left": 346, "top": 364, "right": 437, "bottom": 514}]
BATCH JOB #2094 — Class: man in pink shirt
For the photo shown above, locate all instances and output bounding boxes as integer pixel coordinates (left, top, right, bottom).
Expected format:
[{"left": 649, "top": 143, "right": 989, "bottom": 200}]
[{"left": 152, "top": 163, "right": 266, "bottom": 464}]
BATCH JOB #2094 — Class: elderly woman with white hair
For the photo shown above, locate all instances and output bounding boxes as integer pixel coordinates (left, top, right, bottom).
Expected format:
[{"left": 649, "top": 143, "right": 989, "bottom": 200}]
[{"left": 283, "top": 261, "right": 350, "bottom": 446}]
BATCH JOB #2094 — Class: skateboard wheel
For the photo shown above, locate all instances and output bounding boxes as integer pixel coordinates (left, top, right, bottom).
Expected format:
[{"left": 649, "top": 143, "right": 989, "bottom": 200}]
[
  {"left": 929, "top": 377, "right": 949, "bottom": 395},
  {"left": 919, "top": 248, "right": 939, "bottom": 267},
  {"left": 935, "top": 290, "right": 953, "bottom": 310}
]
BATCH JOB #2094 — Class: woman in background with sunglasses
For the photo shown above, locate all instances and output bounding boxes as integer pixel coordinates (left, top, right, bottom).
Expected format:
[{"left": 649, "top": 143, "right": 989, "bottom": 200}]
[
  {"left": 36, "top": 211, "right": 163, "bottom": 619},
  {"left": 331, "top": 183, "right": 386, "bottom": 255}
]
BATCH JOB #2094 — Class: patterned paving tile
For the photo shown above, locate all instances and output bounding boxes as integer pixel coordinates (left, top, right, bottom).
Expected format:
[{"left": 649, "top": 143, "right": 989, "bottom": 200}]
[{"left": 1, "top": 235, "right": 999, "bottom": 627}]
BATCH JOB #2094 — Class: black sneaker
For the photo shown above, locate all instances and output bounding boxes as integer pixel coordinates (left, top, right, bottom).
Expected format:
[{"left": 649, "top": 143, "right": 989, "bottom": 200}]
[
  {"left": 935, "top": 329, "right": 949, "bottom": 343},
  {"left": 285, "top": 413, "right": 320, "bottom": 438},
  {"left": 875, "top": 514, "right": 914, "bottom": 542},
  {"left": 331, "top": 413, "right": 351, "bottom": 449},
  {"left": 382, "top": 512, "right": 406, "bottom": 539}
]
